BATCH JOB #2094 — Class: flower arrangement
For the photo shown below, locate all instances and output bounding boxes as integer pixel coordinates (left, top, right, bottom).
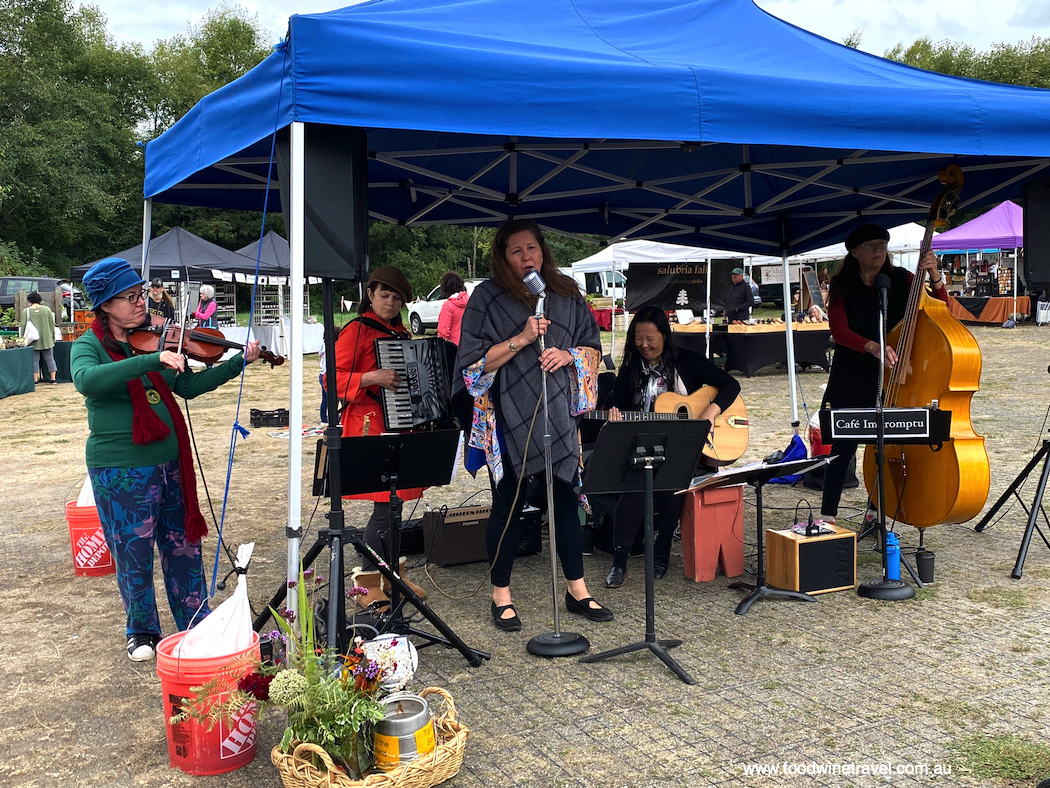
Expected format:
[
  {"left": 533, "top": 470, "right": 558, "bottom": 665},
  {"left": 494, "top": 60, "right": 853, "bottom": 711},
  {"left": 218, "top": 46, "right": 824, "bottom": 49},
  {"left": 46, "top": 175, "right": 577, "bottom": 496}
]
[{"left": 172, "top": 566, "right": 411, "bottom": 778}]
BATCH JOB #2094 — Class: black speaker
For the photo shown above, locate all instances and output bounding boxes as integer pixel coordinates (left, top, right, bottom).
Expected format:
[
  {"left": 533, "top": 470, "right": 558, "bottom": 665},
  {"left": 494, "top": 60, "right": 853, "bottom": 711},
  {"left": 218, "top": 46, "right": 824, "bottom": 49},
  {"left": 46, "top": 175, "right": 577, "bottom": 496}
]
[
  {"left": 1024, "top": 178, "right": 1050, "bottom": 287},
  {"left": 275, "top": 124, "right": 369, "bottom": 281}
]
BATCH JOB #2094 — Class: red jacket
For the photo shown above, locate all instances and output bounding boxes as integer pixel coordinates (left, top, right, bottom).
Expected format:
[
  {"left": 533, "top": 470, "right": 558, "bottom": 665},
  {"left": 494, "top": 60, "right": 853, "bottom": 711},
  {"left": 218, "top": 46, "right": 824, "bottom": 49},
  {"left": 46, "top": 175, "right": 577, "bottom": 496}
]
[
  {"left": 331, "top": 311, "right": 423, "bottom": 503},
  {"left": 437, "top": 290, "right": 469, "bottom": 344}
]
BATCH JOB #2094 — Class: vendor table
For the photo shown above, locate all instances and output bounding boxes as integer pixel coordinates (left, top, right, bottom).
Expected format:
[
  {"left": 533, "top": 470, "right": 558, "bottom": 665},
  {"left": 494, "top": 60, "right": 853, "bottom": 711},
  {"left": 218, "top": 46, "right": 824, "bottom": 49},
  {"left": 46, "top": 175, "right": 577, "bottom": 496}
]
[
  {"left": 588, "top": 306, "right": 626, "bottom": 331},
  {"left": 672, "top": 323, "right": 831, "bottom": 377},
  {"left": 722, "top": 324, "right": 831, "bottom": 377},
  {"left": 946, "top": 295, "right": 1030, "bottom": 324},
  {"left": 221, "top": 323, "right": 326, "bottom": 357},
  {"left": 0, "top": 346, "right": 35, "bottom": 398}
]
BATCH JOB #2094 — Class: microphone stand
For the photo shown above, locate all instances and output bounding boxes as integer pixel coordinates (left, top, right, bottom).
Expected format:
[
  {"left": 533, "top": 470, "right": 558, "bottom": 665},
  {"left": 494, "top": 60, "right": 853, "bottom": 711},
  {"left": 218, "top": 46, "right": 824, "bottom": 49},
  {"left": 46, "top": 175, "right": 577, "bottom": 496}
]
[
  {"left": 524, "top": 284, "right": 589, "bottom": 657},
  {"left": 858, "top": 278, "right": 914, "bottom": 600}
]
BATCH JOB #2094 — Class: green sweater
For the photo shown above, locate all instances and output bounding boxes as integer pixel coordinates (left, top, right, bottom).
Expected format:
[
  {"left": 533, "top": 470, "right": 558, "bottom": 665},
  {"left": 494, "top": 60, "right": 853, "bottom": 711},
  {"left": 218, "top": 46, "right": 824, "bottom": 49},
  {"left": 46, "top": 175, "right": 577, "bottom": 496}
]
[
  {"left": 21, "top": 305, "right": 56, "bottom": 350},
  {"left": 71, "top": 330, "right": 245, "bottom": 469}
]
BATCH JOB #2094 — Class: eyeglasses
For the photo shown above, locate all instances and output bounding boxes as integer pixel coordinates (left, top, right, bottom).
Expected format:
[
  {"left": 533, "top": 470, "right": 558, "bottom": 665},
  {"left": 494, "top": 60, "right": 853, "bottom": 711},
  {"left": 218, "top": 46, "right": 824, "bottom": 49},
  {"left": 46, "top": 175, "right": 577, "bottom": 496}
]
[
  {"left": 857, "top": 241, "right": 888, "bottom": 253},
  {"left": 116, "top": 291, "right": 144, "bottom": 305}
]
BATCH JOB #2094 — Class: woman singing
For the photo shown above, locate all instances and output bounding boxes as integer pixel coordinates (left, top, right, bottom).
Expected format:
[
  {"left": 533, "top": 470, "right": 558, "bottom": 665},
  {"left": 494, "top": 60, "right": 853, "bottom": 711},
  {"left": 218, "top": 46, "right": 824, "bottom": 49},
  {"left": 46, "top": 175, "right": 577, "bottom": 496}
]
[
  {"left": 819, "top": 224, "right": 949, "bottom": 525},
  {"left": 457, "top": 219, "right": 612, "bottom": 632},
  {"left": 72, "top": 258, "right": 261, "bottom": 661},
  {"left": 603, "top": 306, "right": 741, "bottom": 587}
]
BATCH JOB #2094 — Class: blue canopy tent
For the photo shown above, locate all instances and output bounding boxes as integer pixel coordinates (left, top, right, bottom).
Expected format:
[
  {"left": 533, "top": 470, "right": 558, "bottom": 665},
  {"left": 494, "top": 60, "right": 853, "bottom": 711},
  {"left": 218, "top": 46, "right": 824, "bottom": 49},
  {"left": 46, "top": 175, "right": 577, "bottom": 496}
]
[{"left": 142, "top": 0, "right": 1050, "bottom": 561}]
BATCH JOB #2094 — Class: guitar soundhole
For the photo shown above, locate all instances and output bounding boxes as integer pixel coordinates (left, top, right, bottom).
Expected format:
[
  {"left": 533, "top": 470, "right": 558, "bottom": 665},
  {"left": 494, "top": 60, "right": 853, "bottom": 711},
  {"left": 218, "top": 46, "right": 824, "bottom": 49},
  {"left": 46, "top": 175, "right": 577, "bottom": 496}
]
[{"left": 676, "top": 407, "right": 688, "bottom": 419}]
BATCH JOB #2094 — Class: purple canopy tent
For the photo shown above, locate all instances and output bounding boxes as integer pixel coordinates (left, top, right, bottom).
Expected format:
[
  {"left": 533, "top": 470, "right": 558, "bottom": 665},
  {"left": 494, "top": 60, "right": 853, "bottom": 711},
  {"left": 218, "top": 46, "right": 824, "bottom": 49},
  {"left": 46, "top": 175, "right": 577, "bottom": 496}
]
[{"left": 932, "top": 201, "right": 1024, "bottom": 317}]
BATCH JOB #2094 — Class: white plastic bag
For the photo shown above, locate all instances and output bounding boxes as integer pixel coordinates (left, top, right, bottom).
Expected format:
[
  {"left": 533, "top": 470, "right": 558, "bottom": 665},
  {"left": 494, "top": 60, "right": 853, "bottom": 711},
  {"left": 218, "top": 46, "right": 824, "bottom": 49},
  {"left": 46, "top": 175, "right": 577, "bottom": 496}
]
[
  {"left": 175, "top": 543, "right": 255, "bottom": 659},
  {"left": 76, "top": 477, "right": 95, "bottom": 507}
]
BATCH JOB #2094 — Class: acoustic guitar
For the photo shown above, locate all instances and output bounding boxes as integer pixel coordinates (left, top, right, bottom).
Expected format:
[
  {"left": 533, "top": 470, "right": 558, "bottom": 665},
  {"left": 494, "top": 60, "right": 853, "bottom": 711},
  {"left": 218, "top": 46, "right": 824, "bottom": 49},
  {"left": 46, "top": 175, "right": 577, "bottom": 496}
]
[{"left": 584, "top": 386, "right": 749, "bottom": 466}]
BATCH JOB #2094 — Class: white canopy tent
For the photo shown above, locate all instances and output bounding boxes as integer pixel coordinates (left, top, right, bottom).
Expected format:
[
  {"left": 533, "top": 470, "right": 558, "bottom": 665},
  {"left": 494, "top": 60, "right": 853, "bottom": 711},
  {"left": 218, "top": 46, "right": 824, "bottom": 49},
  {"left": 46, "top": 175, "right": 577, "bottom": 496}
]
[
  {"left": 571, "top": 239, "right": 782, "bottom": 360},
  {"left": 789, "top": 222, "right": 929, "bottom": 272}
]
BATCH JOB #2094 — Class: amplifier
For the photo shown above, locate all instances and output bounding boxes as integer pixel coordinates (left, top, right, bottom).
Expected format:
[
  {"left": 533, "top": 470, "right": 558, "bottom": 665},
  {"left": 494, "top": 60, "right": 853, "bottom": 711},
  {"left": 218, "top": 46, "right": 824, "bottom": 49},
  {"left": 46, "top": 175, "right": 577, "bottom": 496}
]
[
  {"left": 766, "top": 524, "right": 856, "bottom": 595},
  {"left": 423, "top": 505, "right": 542, "bottom": 567}
]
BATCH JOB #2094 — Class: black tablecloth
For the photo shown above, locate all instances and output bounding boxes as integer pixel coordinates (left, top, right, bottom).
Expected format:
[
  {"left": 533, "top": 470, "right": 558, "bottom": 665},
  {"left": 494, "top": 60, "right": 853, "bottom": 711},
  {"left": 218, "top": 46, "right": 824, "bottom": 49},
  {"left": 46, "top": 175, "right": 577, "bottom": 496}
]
[
  {"left": 0, "top": 346, "right": 35, "bottom": 398},
  {"left": 723, "top": 329, "right": 831, "bottom": 377}
]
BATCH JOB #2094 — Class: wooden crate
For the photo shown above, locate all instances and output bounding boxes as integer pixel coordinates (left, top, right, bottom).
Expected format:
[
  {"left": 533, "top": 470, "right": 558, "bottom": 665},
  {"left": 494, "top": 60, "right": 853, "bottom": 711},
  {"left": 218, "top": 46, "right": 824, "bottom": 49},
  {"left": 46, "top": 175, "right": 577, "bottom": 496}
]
[{"left": 766, "top": 524, "right": 856, "bottom": 595}]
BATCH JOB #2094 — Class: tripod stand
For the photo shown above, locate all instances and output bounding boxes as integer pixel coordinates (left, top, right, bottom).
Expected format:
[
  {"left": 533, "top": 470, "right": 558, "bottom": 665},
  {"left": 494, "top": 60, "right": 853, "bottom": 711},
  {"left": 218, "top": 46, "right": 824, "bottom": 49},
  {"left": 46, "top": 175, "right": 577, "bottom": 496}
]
[
  {"left": 340, "top": 431, "right": 489, "bottom": 666},
  {"left": 975, "top": 438, "right": 1050, "bottom": 579},
  {"left": 579, "top": 420, "right": 709, "bottom": 684}
]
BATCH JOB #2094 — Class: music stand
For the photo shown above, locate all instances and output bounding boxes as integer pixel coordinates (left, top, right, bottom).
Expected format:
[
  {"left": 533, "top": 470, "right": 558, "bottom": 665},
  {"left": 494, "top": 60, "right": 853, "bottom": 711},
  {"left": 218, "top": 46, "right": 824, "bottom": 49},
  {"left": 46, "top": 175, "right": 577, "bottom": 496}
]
[
  {"left": 340, "top": 430, "right": 489, "bottom": 667},
  {"left": 579, "top": 420, "right": 709, "bottom": 684},
  {"left": 688, "top": 456, "right": 832, "bottom": 614},
  {"left": 975, "top": 437, "right": 1050, "bottom": 578}
]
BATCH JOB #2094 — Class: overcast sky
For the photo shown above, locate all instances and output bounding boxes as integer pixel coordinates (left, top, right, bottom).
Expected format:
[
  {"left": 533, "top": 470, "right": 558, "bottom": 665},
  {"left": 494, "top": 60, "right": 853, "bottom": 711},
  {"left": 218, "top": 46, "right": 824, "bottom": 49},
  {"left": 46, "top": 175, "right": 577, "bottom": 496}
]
[{"left": 85, "top": 0, "right": 1050, "bottom": 58}]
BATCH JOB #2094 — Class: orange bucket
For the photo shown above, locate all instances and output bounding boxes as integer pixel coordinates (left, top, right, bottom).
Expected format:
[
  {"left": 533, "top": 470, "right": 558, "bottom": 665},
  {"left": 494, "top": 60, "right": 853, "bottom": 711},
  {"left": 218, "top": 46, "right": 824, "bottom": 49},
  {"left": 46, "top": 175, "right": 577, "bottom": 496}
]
[
  {"left": 156, "top": 630, "right": 260, "bottom": 775},
  {"left": 65, "top": 501, "right": 114, "bottom": 577},
  {"left": 808, "top": 425, "right": 832, "bottom": 457}
]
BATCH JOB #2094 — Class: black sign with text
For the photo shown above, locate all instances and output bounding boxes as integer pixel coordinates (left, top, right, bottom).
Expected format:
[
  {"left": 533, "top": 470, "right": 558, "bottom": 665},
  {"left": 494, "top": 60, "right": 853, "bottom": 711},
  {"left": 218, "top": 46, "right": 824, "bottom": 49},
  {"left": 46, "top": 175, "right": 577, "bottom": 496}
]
[
  {"left": 625, "top": 260, "right": 738, "bottom": 313},
  {"left": 826, "top": 407, "right": 932, "bottom": 441}
]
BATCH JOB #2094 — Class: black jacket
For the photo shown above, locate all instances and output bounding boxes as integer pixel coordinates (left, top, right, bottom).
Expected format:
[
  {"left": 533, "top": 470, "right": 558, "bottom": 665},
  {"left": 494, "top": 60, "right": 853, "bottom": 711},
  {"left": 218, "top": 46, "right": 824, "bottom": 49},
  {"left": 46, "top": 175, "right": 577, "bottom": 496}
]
[
  {"left": 724, "top": 280, "right": 753, "bottom": 322},
  {"left": 613, "top": 347, "right": 741, "bottom": 414}
]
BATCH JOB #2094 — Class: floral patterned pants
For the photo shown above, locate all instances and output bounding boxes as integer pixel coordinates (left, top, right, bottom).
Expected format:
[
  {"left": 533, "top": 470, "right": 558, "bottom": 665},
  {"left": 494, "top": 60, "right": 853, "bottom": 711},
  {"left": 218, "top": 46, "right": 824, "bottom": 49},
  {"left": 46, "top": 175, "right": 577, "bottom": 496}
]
[{"left": 88, "top": 459, "right": 210, "bottom": 638}]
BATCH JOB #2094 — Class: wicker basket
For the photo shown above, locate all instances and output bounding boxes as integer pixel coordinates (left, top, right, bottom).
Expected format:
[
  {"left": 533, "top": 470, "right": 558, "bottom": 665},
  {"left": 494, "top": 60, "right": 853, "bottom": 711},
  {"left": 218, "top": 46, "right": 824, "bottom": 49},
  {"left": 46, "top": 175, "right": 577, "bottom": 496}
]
[{"left": 271, "top": 687, "right": 468, "bottom": 788}]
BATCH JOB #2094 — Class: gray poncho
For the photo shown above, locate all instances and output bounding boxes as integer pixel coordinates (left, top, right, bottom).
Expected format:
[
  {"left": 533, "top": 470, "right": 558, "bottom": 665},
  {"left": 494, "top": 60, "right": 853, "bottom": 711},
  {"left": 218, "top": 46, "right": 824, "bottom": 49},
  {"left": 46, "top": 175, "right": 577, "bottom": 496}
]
[{"left": 456, "top": 280, "right": 600, "bottom": 483}]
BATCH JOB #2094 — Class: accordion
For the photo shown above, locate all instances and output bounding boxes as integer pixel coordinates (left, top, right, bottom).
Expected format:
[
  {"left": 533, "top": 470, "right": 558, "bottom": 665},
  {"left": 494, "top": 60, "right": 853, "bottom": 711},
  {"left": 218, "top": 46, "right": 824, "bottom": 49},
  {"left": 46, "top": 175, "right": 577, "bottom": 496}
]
[{"left": 374, "top": 337, "right": 454, "bottom": 430}]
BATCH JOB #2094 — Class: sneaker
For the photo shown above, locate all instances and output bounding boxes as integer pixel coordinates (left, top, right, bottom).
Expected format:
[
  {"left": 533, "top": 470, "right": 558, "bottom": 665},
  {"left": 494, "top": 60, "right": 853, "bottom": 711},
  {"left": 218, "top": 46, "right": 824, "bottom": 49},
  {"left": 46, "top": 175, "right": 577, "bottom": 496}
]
[{"left": 127, "top": 633, "right": 159, "bottom": 662}]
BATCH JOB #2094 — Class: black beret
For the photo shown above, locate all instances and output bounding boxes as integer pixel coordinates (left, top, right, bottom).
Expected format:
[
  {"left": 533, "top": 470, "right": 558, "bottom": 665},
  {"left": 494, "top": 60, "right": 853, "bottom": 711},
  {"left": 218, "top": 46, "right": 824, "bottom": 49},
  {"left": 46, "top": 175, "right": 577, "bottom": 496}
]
[{"left": 845, "top": 224, "right": 890, "bottom": 251}]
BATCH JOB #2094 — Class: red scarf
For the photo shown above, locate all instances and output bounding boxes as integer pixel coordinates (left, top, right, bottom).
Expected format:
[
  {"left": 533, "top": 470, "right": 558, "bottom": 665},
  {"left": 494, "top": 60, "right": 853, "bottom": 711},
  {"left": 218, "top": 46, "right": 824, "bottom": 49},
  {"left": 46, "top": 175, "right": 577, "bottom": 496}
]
[{"left": 91, "top": 320, "right": 208, "bottom": 542}]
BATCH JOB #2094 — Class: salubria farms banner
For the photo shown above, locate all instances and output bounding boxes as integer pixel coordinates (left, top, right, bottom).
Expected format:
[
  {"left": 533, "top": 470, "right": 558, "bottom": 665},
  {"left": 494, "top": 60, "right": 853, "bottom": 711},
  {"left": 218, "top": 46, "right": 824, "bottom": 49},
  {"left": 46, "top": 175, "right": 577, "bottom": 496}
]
[{"left": 625, "top": 259, "right": 738, "bottom": 314}]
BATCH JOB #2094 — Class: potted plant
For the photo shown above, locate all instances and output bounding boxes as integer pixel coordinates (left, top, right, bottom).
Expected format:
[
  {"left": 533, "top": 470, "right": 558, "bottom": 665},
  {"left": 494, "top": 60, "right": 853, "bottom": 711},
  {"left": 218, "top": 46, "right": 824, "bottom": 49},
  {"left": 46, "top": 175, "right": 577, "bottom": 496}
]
[{"left": 172, "top": 567, "right": 393, "bottom": 779}]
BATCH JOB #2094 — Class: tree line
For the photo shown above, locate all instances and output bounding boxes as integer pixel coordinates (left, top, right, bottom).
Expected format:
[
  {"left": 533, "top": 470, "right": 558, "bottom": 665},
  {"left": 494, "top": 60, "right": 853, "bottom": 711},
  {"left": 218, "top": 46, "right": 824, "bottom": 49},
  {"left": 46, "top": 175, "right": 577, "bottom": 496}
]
[{"left": 1, "top": 0, "right": 1046, "bottom": 296}]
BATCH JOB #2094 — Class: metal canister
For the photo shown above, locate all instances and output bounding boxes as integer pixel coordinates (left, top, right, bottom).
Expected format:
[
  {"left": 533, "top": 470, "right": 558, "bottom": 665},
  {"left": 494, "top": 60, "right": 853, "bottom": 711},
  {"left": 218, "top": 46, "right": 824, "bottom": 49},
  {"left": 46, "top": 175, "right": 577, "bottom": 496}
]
[{"left": 373, "top": 692, "right": 437, "bottom": 771}]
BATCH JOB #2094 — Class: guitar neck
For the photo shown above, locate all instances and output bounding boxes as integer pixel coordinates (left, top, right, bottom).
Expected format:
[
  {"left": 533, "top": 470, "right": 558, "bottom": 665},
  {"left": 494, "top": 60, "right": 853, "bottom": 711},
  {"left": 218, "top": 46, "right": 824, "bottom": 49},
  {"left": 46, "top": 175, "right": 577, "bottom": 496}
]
[{"left": 585, "top": 410, "right": 685, "bottom": 422}]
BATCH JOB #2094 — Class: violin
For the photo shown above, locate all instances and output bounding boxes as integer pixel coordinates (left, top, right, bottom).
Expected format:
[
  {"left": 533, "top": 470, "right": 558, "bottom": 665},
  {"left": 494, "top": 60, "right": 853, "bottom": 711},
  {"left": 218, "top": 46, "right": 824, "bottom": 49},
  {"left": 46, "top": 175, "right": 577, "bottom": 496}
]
[{"left": 129, "top": 316, "right": 285, "bottom": 368}]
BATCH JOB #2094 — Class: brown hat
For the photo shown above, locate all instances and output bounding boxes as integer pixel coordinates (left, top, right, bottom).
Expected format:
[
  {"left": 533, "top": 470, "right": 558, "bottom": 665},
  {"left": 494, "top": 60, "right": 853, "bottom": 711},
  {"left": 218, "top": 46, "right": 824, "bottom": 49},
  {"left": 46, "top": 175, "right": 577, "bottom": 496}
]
[{"left": 366, "top": 266, "right": 413, "bottom": 303}]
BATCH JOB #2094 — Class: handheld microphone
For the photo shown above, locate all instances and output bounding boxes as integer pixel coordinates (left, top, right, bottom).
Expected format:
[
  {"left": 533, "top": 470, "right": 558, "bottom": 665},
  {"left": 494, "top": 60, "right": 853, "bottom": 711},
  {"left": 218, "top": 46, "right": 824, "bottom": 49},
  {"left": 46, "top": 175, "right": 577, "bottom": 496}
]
[
  {"left": 523, "top": 270, "right": 547, "bottom": 350},
  {"left": 874, "top": 272, "right": 891, "bottom": 313}
]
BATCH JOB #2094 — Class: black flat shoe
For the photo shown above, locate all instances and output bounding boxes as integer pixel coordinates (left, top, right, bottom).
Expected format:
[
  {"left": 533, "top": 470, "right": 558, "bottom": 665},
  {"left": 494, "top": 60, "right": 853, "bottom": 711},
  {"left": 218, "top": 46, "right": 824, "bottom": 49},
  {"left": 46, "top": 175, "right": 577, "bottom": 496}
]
[
  {"left": 653, "top": 559, "right": 669, "bottom": 580},
  {"left": 564, "top": 591, "right": 614, "bottom": 622},
  {"left": 490, "top": 601, "right": 522, "bottom": 632},
  {"left": 605, "top": 566, "right": 627, "bottom": 588}
]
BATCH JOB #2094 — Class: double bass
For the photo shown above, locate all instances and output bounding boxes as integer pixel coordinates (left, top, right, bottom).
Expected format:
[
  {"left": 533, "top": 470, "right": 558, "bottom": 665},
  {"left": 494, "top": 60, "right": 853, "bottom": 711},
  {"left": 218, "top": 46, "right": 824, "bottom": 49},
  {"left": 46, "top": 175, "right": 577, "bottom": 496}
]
[{"left": 861, "top": 165, "right": 990, "bottom": 527}]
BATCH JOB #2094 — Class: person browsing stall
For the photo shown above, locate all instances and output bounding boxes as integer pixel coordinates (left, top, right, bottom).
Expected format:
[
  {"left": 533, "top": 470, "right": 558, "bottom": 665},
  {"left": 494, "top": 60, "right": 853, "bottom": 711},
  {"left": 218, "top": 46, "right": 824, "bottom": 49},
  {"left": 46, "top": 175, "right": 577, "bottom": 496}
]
[
  {"left": 457, "top": 219, "right": 613, "bottom": 632},
  {"left": 818, "top": 225, "right": 949, "bottom": 525},
  {"left": 602, "top": 306, "right": 741, "bottom": 587},
  {"left": 71, "top": 258, "right": 261, "bottom": 662},
  {"left": 723, "top": 267, "right": 753, "bottom": 324},
  {"left": 21, "top": 291, "right": 58, "bottom": 385},
  {"left": 193, "top": 284, "right": 218, "bottom": 328},
  {"left": 331, "top": 266, "right": 428, "bottom": 606},
  {"left": 145, "top": 278, "right": 176, "bottom": 322},
  {"left": 437, "top": 270, "right": 469, "bottom": 345}
]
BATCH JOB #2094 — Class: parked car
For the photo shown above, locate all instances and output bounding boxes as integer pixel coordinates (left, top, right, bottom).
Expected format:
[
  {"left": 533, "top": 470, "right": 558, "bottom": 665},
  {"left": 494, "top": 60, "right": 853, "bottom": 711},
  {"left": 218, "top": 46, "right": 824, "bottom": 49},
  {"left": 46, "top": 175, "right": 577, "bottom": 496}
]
[
  {"left": 0, "top": 276, "right": 85, "bottom": 315},
  {"left": 407, "top": 278, "right": 486, "bottom": 336}
]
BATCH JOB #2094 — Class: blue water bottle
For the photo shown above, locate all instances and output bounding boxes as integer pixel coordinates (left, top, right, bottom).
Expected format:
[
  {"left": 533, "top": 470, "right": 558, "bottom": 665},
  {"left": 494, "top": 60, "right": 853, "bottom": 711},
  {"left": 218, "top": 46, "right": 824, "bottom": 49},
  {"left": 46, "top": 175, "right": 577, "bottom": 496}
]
[{"left": 885, "top": 532, "right": 901, "bottom": 581}]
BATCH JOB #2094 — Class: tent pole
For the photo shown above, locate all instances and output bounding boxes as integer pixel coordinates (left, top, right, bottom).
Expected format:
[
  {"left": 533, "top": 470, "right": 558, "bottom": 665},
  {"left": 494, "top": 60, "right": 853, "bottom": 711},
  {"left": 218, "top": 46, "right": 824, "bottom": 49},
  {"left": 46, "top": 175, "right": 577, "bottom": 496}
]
[
  {"left": 704, "top": 255, "right": 712, "bottom": 359},
  {"left": 141, "top": 198, "right": 152, "bottom": 280},
  {"left": 1014, "top": 247, "right": 1018, "bottom": 319},
  {"left": 781, "top": 251, "right": 800, "bottom": 431},
  {"left": 286, "top": 121, "right": 306, "bottom": 622}
]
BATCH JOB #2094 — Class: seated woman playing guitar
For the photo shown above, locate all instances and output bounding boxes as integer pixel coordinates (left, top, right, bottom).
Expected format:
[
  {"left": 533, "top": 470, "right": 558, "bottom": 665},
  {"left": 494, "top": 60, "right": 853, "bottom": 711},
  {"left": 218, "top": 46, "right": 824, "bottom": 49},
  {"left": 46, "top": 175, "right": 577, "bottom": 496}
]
[{"left": 603, "top": 306, "right": 741, "bottom": 587}]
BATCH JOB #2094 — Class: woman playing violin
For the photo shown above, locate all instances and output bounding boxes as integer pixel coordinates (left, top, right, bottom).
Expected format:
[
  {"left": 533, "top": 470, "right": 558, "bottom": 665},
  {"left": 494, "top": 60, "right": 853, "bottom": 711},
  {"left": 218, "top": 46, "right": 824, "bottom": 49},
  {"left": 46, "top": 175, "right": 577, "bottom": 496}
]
[
  {"left": 71, "top": 258, "right": 261, "bottom": 662},
  {"left": 819, "top": 225, "right": 948, "bottom": 526}
]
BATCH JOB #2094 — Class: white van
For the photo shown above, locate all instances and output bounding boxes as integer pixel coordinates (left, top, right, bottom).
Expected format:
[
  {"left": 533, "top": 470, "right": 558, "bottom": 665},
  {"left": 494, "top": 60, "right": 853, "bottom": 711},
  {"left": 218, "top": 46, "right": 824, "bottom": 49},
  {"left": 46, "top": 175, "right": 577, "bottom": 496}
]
[{"left": 562, "top": 267, "right": 626, "bottom": 299}]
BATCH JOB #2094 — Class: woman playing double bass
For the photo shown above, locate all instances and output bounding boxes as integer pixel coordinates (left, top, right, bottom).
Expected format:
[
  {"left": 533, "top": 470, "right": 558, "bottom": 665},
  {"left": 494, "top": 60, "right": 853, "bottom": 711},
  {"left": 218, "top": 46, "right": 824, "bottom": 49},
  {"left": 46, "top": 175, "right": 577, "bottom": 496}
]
[{"left": 819, "top": 225, "right": 949, "bottom": 525}]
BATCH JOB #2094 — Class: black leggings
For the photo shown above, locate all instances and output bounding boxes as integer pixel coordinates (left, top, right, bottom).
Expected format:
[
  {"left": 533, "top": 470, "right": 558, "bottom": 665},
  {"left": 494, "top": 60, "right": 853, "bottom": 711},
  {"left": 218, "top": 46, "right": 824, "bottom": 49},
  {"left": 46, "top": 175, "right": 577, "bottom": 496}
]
[
  {"left": 488, "top": 468, "right": 584, "bottom": 588},
  {"left": 612, "top": 490, "right": 680, "bottom": 549},
  {"left": 820, "top": 440, "right": 860, "bottom": 517}
]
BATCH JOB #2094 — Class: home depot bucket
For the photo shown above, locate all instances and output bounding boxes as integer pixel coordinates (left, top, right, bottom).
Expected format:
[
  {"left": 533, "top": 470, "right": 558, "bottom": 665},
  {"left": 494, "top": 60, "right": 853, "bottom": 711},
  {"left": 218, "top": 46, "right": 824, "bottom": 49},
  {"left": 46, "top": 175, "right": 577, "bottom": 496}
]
[
  {"left": 156, "top": 630, "right": 260, "bottom": 776},
  {"left": 65, "top": 501, "right": 114, "bottom": 577},
  {"left": 808, "top": 425, "right": 832, "bottom": 457}
]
